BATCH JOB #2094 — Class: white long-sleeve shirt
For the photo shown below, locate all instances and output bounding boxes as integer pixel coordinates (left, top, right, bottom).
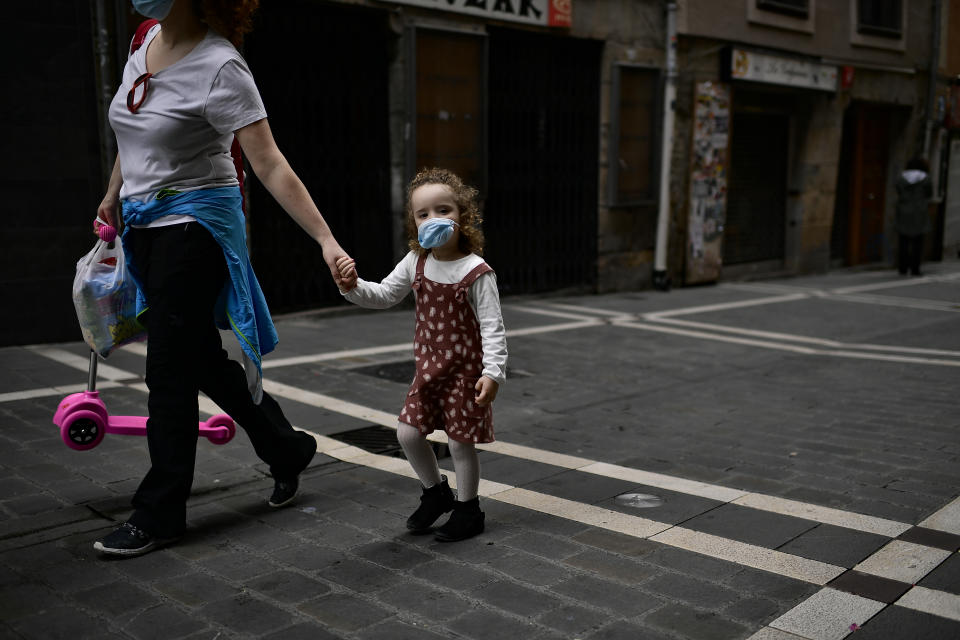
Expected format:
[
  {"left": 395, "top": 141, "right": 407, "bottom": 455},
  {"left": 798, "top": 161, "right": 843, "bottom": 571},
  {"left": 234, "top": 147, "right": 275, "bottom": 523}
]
[{"left": 342, "top": 251, "right": 507, "bottom": 387}]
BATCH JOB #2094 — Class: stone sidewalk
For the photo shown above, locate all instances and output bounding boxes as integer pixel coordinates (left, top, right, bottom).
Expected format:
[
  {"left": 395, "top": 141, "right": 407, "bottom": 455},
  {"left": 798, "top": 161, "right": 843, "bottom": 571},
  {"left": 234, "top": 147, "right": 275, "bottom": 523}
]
[{"left": 1, "top": 263, "right": 959, "bottom": 639}]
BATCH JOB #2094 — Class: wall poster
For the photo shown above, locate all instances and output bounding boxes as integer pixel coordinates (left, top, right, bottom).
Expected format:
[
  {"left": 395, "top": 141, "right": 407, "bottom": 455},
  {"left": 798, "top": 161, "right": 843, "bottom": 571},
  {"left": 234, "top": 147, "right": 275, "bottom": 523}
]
[{"left": 685, "top": 81, "right": 730, "bottom": 284}]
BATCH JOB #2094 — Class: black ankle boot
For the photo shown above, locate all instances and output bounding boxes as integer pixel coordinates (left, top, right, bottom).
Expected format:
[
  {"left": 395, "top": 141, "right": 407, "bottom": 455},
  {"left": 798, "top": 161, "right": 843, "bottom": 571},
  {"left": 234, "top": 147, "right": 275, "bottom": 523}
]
[
  {"left": 406, "top": 476, "right": 455, "bottom": 533},
  {"left": 434, "top": 497, "right": 485, "bottom": 542}
]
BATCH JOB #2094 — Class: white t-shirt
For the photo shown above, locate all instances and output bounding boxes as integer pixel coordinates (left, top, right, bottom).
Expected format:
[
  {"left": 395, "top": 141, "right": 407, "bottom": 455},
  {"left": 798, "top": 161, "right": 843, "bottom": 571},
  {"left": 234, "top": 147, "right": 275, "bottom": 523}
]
[
  {"left": 343, "top": 252, "right": 508, "bottom": 386},
  {"left": 108, "top": 25, "right": 266, "bottom": 203}
]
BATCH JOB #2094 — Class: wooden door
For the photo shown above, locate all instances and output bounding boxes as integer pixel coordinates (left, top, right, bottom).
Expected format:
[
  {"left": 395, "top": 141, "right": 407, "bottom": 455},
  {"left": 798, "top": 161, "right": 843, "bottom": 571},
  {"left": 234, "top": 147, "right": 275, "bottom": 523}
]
[
  {"left": 413, "top": 30, "right": 485, "bottom": 189},
  {"left": 848, "top": 104, "right": 890, "bottom": 264}
]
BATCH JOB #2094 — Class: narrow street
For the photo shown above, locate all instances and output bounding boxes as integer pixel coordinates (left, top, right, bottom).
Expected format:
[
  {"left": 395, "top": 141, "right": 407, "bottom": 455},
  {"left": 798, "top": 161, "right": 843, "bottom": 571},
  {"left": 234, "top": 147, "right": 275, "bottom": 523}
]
[{"left": 1, "top": 263, "right": 959, "bottom": 639}]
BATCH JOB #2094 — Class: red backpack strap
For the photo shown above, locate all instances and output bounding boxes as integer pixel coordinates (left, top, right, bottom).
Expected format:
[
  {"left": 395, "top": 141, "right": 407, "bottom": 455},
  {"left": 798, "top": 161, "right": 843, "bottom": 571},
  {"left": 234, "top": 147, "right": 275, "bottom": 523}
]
[{"left": 130, "top": 19, "right": 159, "bottom": 54}]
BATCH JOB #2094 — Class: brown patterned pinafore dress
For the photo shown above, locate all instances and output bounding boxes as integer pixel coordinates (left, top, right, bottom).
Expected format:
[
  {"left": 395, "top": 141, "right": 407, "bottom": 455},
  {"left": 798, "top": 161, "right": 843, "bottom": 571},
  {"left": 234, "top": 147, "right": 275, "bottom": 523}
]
[{"left": 399, "top": 254, "right": 495, "bottom": 444}]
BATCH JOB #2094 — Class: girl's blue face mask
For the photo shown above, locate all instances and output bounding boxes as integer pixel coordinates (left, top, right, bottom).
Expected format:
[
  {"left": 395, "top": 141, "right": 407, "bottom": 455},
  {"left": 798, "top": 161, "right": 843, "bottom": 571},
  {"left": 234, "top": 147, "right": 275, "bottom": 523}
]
[
  {"left": 132, "top": 0, "right": 174, "bottom": 20},
  {"left": 417, "top": 217, "right": 459, "bottom": 249}
]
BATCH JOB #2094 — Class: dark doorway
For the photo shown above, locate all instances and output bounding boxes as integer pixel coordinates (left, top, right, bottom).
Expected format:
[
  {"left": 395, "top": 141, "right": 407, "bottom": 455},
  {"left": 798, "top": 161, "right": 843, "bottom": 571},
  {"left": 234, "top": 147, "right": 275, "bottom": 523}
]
[
  {"left": 832, "top": 102, "right": 899, "bottom": 265},
  {"left": 724, "top": 112, "right": 789, "bottom": 265},
  {"left": 485, "top": 28, "right": 601, "bottom": 295},
  {"left": 245, "top": 2, "right": 392, "bottom": 311},
  {"left": 1, "top": 2, "right": 105, "bottom": 346}
]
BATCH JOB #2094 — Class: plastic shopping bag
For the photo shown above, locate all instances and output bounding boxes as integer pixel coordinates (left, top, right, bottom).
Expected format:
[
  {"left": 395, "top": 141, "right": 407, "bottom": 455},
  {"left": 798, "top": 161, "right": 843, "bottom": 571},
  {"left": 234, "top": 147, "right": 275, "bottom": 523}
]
[{"left": 72, "top": 235, "right": 145, "bottom": 357}]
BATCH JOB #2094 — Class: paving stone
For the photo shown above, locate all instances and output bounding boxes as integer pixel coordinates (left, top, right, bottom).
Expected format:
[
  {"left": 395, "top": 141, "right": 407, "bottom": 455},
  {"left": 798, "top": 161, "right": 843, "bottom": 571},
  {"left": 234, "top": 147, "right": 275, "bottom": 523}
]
[
  {"left": 357, "top": 619, "right": 451, "bottom": 640},
  {"left": 724, "top": 568, "right": 817, "bottom": 602},
  {"left": 563, "top": 548, "right": 660, "bottom": 585},
  {"left": 571, "top": 528, "right": 659, "bottom": 558},
  {"left": 469, "top": 578, "right": 563, "bottom": 617},
  {"left": 411, "top": 559, "right": 496, "bottom": 591},
  {"left": 198, "top": 593, "right": 296, "bottom": 635},
  {"left": 776, "top": 524, "right": 890, "bottom": 567},
  {"left": 72, "top": 580, "right": 159, "bottom": 620},
  {"left": 917, "top": 552, "right": 960, "bottom": 595},
  {"left": 644, "top": 572, "right": 741, "bottom": 609},
  {"left": 10, "top": 604, "right": 116, "bottom": 640},
  {"left": 123, "top": 602, "right": 211, "bottom": 640},
  {"left": 261, "top": 622, "right": 344, "bottom": 640},
  {"left": 297, "top": 591, "right": 393, "bottom": 631},
  {"left": 109, "top": 548, "right": 194, "bottom": 582},
  {"left": 583, "top": 620, "right": 675, "bottom": 640},
  {"left": 244, "top": 569, "right": 331, "bottom": 603},
  {"left": 502, "top": 531, "right": 584, "bottom": 560},
  {"left": 482, "top": 549, "right": 570, "bottom": 587},
  {"left": 852, "top": 603, "right": 960, "bottom": 639},
  {"left": 645, "top": 602, "right": 749, "bottom": 640},
  {"left": 376, "top": 579, "right": 473, "bottom": 622},
  {"left": 355, "top": 540, "right": 434, "bottom": 570},
  {"left": 0, "top": 581, "right": 63, "bottom": 620},
  {"left": 197, "top": 548, "right": 277, "bottom": 581},
  {"left": 269, "top": 541, "right": 342, "bottom": 572},
  {"left": 153, "top": 571, "right": 241, "bottom": 607},
  {"left": 535, "top": 601, "right": 609, "bottom": 635},
  {"left": 551, "top": 574, "right": 663, "bottom": 616},
  {"left": 323, "top": 556, "right": 404, "bottom": 593},
  {"left": 448, "top": 608, "right": 542, "bottom": 639},
  {"left": 723, "top": 595, "right": 782, "bottom": 623},
  {"left": 681, "top": 503, "right": 819, "bottom": 549},
  {"left": 647, "top": 546, "right": 744, "bottom": 581}
]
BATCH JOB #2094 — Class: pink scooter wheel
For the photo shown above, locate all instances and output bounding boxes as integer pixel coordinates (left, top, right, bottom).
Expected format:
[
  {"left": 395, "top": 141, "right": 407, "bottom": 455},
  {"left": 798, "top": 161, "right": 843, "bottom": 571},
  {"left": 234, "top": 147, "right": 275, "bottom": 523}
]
[
  {"left": 61, "top": 409, "right": 107, "bottom": 451},
  {"left": 203, "top": 414, "right": 236, "bottom": 445}
]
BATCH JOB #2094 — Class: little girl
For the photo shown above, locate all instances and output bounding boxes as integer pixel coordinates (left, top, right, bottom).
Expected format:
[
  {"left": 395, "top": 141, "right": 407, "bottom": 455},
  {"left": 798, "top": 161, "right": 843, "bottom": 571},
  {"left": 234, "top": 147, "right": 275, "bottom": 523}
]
[{"left": 336, "top": 168, "right": 507, "bottom": 542}]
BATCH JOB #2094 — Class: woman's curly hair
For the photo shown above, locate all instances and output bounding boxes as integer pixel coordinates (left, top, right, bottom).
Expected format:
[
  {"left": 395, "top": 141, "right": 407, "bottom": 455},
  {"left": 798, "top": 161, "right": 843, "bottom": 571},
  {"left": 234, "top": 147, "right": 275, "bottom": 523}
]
[
  {"left": 193, "top": 0, "right": 259, "bottom": 48},
  {"left": 405, "top": 168, "right": 485, "bottom": 257}
]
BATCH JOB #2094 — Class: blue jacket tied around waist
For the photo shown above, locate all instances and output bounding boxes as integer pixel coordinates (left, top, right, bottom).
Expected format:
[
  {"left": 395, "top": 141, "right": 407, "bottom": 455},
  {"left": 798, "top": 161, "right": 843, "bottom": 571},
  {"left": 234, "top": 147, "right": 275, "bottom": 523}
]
[{"left": 121, "top": 187, "right": 277, "bottom": 403}]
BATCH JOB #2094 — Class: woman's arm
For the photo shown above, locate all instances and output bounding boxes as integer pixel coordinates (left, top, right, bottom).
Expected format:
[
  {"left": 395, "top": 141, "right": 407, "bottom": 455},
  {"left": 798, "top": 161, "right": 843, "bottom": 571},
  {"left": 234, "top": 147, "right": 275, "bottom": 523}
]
[
  {"left": 95, "top": 156, "right": 124, "bottom": 231},
  {"left": 235, "top": 118, "right": 354, "bottom": 288}
]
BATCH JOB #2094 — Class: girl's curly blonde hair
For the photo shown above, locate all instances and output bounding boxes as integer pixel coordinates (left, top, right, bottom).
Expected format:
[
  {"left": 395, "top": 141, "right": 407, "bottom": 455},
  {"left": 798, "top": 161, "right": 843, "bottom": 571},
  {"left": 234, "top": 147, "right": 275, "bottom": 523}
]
[
  {"left": 193, "top": 0, "right": 259, "bottom": 48},
  {"left": 405, "top": 168, "right": 485, "bottom": 257}
]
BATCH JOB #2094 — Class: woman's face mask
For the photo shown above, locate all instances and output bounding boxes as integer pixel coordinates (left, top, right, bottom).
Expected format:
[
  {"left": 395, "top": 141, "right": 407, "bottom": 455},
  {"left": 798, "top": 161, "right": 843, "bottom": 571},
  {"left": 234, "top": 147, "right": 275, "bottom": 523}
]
[
  {"left": 417, "top": 217, "right": 459, "bottom": 249},
  {"left": 132, "top": 0, "right": 175, "bottom": 20}
]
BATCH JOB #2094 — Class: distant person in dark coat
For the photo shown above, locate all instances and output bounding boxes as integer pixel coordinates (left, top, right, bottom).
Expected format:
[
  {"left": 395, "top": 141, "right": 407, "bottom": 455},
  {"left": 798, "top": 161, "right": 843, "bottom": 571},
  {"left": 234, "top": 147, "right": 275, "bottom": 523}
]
[{"left": 894, "top": 156, "right": 933, "bottom": 276}]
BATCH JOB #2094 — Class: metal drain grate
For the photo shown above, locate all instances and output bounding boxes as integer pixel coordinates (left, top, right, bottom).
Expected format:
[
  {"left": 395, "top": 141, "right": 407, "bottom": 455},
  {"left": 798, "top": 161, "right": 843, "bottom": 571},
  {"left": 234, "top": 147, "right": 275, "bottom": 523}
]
[
  {"left": 351, "top": 360, "right": 529, "bottom": 383},
  {"left": 327, "top": 424, "right": 449, "bottom": 459}
]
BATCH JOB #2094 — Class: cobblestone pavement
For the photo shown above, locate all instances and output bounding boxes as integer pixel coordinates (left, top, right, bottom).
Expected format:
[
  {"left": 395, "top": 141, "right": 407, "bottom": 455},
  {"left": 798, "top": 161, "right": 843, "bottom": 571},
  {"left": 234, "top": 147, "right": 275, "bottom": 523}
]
[{"left": 1, "top": 263, "right": 959, "bottom": 639}]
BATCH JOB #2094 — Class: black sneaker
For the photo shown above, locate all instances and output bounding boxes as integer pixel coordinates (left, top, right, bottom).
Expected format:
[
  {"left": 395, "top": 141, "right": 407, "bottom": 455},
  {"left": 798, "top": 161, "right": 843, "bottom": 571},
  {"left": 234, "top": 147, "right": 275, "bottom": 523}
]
[
  {"left": 93, "top": 522, "right": 179, "bottom": 557},
  {"left": 268, "top": 477, "right": 299, "bottom": 508},
  {"left": 406, "top": 476, "right": 455, "bottom": 533},
  {"left": 434, "top": 498, "right": 485, "bottom": 542}
]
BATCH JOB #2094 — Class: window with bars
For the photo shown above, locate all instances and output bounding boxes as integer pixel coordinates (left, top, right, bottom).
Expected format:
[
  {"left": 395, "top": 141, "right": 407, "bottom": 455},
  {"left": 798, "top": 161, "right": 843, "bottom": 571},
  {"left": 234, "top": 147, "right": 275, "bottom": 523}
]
[
  {"left": 756, "top": 0, "right": 809, "bottom": 19},
  {"left": 857, "top": 0, "right": 902, "bottom": 38}
]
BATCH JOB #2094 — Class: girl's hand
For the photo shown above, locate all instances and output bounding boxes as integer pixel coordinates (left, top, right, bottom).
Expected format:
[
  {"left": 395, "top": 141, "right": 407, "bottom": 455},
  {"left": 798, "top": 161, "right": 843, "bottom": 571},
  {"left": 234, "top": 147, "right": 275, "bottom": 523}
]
[
  {"left": 335, "top": 256, "right": 358, "bottom": 292},
  {"left": 474, "top": 376, "right": 499, "bottom": 406}
]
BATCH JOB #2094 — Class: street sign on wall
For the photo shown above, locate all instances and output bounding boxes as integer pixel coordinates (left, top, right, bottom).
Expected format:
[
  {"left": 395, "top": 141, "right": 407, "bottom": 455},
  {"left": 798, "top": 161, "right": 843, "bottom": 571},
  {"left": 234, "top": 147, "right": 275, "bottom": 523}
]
[
  {"left": 383, "top": 0, "right": 571, "bottom": 27},
  {"left": 726, "top": 47, "right": 837, "bottom": 92}
]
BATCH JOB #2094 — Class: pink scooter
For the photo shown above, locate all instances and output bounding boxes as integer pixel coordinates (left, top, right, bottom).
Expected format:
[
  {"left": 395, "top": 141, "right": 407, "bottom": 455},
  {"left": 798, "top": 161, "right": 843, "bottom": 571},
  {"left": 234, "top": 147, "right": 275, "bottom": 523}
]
[{"left": 53, "top": 224, "right": 236, "bottom": 451}]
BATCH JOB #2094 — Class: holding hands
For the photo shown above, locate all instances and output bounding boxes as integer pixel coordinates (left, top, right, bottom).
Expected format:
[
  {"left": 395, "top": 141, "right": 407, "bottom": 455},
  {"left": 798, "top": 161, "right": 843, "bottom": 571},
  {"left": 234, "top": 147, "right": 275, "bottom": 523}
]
[{"left": 335, "top": 256, "right": 358, "bottom": 292}]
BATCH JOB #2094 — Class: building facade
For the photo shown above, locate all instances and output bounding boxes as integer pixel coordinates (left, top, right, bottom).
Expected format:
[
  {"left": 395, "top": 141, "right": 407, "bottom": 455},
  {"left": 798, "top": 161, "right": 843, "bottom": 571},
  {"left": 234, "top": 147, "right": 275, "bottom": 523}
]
[
  {"left": 6, "top": 1, "right": 949, "bottom": 346},
  {"left": 667, "top": 0, "right": 942, "bottom": 285}
]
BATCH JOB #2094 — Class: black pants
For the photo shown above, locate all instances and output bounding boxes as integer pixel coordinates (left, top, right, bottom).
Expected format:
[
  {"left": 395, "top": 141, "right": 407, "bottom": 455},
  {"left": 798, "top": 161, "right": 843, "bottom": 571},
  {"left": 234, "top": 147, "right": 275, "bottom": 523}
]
[
  {"left": 126, "top": 222, "right": 315, "bottom": 538},
  {"left": 898, "top": 234, "right": 923, "bottom": 276}
]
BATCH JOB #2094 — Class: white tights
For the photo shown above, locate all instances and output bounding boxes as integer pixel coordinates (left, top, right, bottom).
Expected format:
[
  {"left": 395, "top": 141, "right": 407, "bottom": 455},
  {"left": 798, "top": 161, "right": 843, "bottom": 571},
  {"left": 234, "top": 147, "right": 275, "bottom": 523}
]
[{"left": 397, "top": 422, "right": 479, "bottom": 502}]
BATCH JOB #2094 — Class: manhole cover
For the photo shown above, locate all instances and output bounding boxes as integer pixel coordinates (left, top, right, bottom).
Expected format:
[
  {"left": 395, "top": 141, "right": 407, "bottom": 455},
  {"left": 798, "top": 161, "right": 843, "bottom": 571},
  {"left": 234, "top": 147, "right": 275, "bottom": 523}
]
[
  {"left": 615, "top": 492, "right": 664, "bottom": 508},
  {"left": 327, "top": 424, "right": 449, "bottom": 459}
]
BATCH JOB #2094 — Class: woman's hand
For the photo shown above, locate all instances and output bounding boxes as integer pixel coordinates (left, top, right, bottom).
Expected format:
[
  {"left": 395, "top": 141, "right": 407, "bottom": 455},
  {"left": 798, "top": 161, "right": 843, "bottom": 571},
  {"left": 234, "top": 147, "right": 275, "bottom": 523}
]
[
  {"left": 94, "top": 157, "right": 123, "bottom": 234},
  {"left": 474, "top": 376, "right": 499, "bottom": 406}
]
